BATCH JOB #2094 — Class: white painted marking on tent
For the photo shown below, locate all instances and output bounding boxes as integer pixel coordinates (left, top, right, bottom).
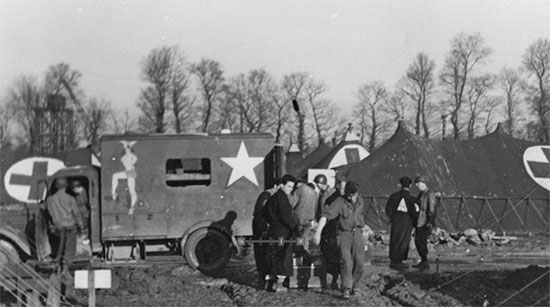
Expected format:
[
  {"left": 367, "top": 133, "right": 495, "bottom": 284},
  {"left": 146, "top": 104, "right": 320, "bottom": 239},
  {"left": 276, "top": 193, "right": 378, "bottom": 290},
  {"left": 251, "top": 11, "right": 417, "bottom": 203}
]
[{"left": 523, "top": 145, "right": 550, "bottom": 191}]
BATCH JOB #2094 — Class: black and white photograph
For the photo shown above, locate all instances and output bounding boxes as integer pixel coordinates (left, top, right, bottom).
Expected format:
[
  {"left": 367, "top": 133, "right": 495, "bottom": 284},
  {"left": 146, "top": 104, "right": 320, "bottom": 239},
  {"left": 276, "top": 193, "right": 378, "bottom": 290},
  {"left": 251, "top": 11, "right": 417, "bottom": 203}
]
[{"left": 1, "top": 1, "right": 549, "bottom": 306}]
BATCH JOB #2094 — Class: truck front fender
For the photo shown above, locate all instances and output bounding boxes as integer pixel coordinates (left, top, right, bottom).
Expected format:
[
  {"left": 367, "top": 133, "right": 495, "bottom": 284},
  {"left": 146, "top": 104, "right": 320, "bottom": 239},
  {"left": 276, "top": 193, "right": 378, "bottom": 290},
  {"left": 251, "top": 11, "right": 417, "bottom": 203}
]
[
  {"left": 180, "top": 220, "right": 240, "bottom": 255},
  {"left": 0, "top": 224, "right": 31, "bottom": 257}
]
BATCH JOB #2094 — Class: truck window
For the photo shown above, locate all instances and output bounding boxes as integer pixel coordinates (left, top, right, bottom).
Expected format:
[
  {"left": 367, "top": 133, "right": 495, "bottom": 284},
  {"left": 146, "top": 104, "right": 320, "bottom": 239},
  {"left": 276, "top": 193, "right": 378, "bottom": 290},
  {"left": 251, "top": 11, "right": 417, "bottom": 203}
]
[{"left": 166, "top": 158, "right": 211, "bottom": 187}]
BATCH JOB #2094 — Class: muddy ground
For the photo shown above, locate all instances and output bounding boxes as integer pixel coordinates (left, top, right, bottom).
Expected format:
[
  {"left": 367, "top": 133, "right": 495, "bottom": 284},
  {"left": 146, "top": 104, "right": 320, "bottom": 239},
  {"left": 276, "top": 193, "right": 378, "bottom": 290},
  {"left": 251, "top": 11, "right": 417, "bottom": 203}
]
[{"left": 56, "top": 235, "right": 550, "bottom": 307}]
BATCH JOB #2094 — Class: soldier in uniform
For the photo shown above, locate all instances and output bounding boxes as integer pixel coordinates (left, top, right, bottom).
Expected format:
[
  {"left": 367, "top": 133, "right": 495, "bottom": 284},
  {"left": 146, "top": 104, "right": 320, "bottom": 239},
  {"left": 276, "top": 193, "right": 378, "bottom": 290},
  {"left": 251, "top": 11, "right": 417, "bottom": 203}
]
[
  {"left": 290, "top": 179, "right": 317, "bottom": 252},
  {"left": 413, "top": 175, "right": 437, "bottom": 270},
  {"left": 45, "top": 177, "right": 83, "bottom": 280},
  {"left": 71, "top": 180, "right": 90, "bottom": 237},
  {"left": 385, "top": 176, "right": 418, "bottom": 269},
  {"left": 252, "top": 178, "right": 282, "bottom": 289},
  {"left": 313, "top": 181, "right": 369, "bottom": 300},
  {"left": 264, "top": 174, "right": 300, "bottom": 292},
  {"left": 314, "top": 174, "right": 340, "bottom": 290}
]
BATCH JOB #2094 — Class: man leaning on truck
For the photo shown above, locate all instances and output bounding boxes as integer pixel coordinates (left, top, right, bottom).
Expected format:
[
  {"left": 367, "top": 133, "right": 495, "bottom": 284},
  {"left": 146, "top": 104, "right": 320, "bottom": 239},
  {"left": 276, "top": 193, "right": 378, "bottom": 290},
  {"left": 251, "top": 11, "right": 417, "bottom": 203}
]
[{"left": 45, "top": 177, "right": 83, "bottom": 280}]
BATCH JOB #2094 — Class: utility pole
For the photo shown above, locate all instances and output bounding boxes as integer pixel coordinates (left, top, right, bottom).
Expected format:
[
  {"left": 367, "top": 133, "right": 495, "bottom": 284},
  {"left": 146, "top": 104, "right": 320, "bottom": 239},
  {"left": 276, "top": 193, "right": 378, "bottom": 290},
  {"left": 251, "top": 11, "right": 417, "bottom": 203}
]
[{"left": 292, "top": 99, "right": 305, "bottom": 153}]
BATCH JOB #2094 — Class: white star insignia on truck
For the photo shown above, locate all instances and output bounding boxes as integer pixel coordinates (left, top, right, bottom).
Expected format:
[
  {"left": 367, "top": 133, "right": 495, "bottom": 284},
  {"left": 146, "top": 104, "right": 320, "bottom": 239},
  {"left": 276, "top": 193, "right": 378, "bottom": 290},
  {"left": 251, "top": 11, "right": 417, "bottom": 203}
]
[{"left": 221, "top": 141, "right": 264, "bottom": 187}]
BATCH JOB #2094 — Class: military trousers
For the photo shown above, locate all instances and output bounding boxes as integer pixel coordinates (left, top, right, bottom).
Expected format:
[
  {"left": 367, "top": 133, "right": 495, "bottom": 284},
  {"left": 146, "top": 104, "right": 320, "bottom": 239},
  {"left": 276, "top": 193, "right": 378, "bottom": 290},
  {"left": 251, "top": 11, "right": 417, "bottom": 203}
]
[
  {"left": 415, "top": 226, "right": 431, "bottom": 261},
  {"left": 54, "top": 226, "right": 77, "bottom": 266},
  {"left": 337, "top": 229, "right": 365, "bottom": 291}
]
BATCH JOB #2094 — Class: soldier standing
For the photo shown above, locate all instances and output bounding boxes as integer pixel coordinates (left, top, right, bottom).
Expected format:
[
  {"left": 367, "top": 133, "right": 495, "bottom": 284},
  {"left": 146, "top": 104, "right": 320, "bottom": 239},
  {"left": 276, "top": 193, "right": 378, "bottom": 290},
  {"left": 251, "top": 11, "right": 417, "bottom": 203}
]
[
  {"left": 71, "top": 180, "right": 89, "bottom": 237},
  {"left": 290, "top": 180, "right": 318, "bottom": 252},
  {"left": 46, "top": 177, "right": 83, "bottom": 280},
  {"left": 314, "top": 174, "right": 340, "bottom": 290},
  {"left": 413, "top": 175, "right": 437, "bottom": 269},
  {"left": 385, "top": 176, "right": 418, "bottom": 269},
  {"left": 313, "top": 181, "right": 369, "bottom": 300},
  {"left": 264, "top": 174, "right": 300, "bottom": 292},
  {"left": 252, "top": 178, "right": 281, "bottom": 289}
]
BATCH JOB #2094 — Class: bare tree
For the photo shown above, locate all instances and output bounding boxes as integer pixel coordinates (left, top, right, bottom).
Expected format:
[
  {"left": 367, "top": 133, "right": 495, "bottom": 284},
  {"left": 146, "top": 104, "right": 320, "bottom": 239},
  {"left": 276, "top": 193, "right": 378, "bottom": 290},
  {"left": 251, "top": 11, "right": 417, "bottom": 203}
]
[
  {"left": 242, "top": 69, "right": 278, "bottom": 132},
  {"left": 0, "top": 101, "right": 15, "bottom": 149},
  {"left": 226, "top": 74, "right": 248, "bottom": 133},
  {"left": 44, "top": 63, "right": 85, "bottom": 108},
  {"left": 213, "top": 85, "right": 238, "bottom": 132},
  {"left": 465, "top": 74, "right": 495, "bottom": 138},
  {"left": 384, "top": 89, "right": 407, "bottom": 121},
  {"left": 191, "top": 58, "right": 225, "bottom": 133},
  {"left": 6, "top": 76, "right": 43, "bottom": 150},
  {"left": 308, "top": 97, "right": 339, "bottom": 145},
  {"left": 354, "top": 81, "right": 388, "bottom": 151},
  {"left": 403, "top": 53, "right": 436, "bottom": 137},
  {"left": 280, "top": 72, "right": 309, "bottom": 151},
  {"left": 304, "top": 78, "right": 332, "bottom": 144},
  {"left": 498, "top": 67, "right": 525, "bottom": 136},
  {"left": 169, "top": 49, "right": 194, "bottom": 133},
  {"left": 81, "top": 97, "right": 113, "bottom": 154},
  {"left": 138, "top": 46, "right": 174, "bottom": 133},
  {"left": 483, "top": 97, "right": 500, "bottom": 135},
  {"left": 440, "top": 32, "right": 492, "bottom": 139},
  {"left": 522, "top": 38, "right": 550, "bottom": 143},
  {"left": 272, "top": 91, "right": 294, "bottom": 144},
  {"left": 110, "top": 108, "right": 137, "bottom": 134}
]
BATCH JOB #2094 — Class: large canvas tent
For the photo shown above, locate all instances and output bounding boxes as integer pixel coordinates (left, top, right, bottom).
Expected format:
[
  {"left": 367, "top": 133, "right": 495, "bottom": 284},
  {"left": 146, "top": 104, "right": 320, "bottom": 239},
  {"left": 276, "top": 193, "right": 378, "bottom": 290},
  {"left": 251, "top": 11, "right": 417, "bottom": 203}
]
[
  {"left": 339, "top": 121, "right": 549, "bottom": 234},
  {"left": 287, "top": 141, "right": 333, "bottom": 179},
  {"left": 288, "top": 130, "right": 369, "bottom": 180}
]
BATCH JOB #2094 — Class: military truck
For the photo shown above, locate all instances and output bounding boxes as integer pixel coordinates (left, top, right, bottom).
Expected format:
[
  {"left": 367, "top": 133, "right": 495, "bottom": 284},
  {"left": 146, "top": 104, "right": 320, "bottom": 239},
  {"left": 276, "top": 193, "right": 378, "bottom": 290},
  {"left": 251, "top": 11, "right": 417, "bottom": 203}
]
[{"left": 1, "top": 132, "right": 283, "bottom": 272}]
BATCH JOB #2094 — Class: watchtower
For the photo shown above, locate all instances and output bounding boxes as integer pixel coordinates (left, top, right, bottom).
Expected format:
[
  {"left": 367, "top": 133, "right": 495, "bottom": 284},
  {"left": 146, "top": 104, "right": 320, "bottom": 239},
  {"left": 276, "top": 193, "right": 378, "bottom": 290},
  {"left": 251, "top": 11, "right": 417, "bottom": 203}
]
[{"left": 32, "top": 94, "right": 75, "bottom": 154}]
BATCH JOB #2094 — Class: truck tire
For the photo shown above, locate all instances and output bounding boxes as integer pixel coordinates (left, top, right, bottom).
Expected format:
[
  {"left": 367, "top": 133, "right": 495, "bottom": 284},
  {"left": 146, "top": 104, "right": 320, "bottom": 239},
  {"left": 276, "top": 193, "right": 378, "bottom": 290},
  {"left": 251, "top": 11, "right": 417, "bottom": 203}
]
[
  {"left": 0, "top": 240, "right": 20, "bottom": 268},
  {"left": 184, "top": 228, "right": 232, "bottom": 273}
]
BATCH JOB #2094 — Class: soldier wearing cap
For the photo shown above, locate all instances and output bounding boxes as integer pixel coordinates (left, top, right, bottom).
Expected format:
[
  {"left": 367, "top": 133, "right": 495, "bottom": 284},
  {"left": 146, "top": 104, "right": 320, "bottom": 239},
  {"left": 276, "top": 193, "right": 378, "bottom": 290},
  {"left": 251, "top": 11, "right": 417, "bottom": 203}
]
[
  {"left": 413, "top": 175, "right": 437, "bottom": 269},
  {"left": 45, "top": 177, "right": 83, "bottom": 279},
  {"left": 313, "top": 181, "right": 369, "bottom": 300},
  {"left": 71, "top": 180, "right": 89, "bottom": 235},
  {"left": 385, "top": 176, "right": 418, "bottom": 269}
]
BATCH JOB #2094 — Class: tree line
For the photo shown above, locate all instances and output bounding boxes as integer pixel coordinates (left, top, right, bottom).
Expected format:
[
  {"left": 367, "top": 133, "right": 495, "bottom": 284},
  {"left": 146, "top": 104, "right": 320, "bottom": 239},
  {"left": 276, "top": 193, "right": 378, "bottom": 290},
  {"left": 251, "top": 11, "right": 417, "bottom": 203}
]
[{"left": 1, "top": 33, "right": 548, "bottom": 156}]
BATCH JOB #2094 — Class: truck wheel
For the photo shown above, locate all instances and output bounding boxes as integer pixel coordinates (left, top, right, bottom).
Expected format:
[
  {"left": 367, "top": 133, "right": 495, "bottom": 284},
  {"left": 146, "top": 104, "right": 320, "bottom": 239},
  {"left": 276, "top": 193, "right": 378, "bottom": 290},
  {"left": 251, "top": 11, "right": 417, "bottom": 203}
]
[
  {"left": 0, "top": 240, "right": 20, "bottom": 268},
  {"left": 184, "top": 228, "right": 232, "bottom": 273}
]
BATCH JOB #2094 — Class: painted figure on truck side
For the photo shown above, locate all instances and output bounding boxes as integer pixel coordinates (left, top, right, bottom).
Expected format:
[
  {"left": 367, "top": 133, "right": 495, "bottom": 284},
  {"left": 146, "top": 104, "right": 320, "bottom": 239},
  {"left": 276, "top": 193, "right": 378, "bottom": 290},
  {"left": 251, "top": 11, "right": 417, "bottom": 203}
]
[{"left": 111, "top": 140, "right": 139, "bottom": 214}]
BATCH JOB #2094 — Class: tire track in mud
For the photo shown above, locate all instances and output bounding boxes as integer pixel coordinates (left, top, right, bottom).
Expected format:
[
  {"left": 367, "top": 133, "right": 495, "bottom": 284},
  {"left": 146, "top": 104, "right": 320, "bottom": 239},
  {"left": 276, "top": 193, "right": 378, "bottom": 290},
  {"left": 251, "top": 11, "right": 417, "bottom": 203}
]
[{"left": 217, "top": 258, "right": 462, "bottom": 307}]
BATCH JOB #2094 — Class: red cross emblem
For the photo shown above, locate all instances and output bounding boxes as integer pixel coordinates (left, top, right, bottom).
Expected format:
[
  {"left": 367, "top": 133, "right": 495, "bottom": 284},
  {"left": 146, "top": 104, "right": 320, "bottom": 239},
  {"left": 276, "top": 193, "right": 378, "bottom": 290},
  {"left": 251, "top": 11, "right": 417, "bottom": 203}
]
[
  {"left": 523, "top": 146, "right": 550, "bottom": 191},
  {"left": 3, "top": 157, "right": 65, "bottom": 203}
]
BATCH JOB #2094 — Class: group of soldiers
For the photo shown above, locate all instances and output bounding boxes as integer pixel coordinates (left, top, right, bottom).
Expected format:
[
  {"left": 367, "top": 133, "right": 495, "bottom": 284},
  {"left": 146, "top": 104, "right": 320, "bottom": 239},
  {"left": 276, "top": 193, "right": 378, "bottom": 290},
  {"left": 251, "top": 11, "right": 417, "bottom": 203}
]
[
  {"left": 251, "top": 173, "right": 437, "bottom": 300},
  {"left": 386, "top": 175, "right": 437, "bottom": 270},
  {"left": 251, "top": 173, "right": 370, "bottom": 299}
]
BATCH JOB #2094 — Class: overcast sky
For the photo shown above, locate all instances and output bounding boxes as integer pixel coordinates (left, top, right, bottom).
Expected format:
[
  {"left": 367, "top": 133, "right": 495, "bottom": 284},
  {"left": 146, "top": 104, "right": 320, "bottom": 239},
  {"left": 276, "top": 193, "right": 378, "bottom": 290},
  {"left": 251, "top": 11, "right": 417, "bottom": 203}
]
[{"left": 1, "top": 0, "right": 549, "bottom": 115}]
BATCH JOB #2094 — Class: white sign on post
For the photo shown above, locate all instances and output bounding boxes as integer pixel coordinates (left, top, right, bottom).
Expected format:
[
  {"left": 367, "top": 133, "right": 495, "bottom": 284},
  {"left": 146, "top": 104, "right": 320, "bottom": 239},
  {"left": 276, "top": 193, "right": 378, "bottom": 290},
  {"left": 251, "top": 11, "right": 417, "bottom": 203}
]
[{"left": 75, "top": 270, "right": 112, "bottom": 289}]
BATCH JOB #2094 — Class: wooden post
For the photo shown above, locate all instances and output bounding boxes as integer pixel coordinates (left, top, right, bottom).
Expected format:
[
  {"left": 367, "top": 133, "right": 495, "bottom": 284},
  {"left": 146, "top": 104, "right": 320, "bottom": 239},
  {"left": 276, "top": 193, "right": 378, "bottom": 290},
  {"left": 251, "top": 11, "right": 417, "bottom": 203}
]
[
  {"left": 88, "top": 270, "right": 96, "bottom": 307},
  {"left": 46, "top": 273, "right": 61, "bottom": 307},
  {"left": 15, "top": 277, "right": 22, "bottom": 307}
]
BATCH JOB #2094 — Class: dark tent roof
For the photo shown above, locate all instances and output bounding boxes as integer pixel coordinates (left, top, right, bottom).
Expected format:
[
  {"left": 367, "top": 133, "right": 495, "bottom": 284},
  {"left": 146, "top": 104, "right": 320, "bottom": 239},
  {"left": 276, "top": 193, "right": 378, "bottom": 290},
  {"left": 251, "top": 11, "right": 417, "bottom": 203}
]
[
  {"left": 314, "top": 139, "right": 365, "bottom": 169},
  {"left": 287, "top": 142, "right": 332, "bottom": 179},
  {"left": 285, "top": 144, "right": 305, "bottom": 174},
  {"left": 345, "top": 121, "right": 549, "bottom": 199}
]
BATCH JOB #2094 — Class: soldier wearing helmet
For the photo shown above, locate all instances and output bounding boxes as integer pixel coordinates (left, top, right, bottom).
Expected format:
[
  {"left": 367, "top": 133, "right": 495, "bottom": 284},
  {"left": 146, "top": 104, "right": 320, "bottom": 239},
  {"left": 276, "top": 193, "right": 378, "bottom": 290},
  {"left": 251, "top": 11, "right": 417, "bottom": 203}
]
[
  {"left": 45, "top": 177, "right": 83, "bottom": 280},
  {"left": 413, "top": 175, "right": 437, "bottom": 270},
  {"left": 313, "top": 173, "right": 340, "bottom": 290}
]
